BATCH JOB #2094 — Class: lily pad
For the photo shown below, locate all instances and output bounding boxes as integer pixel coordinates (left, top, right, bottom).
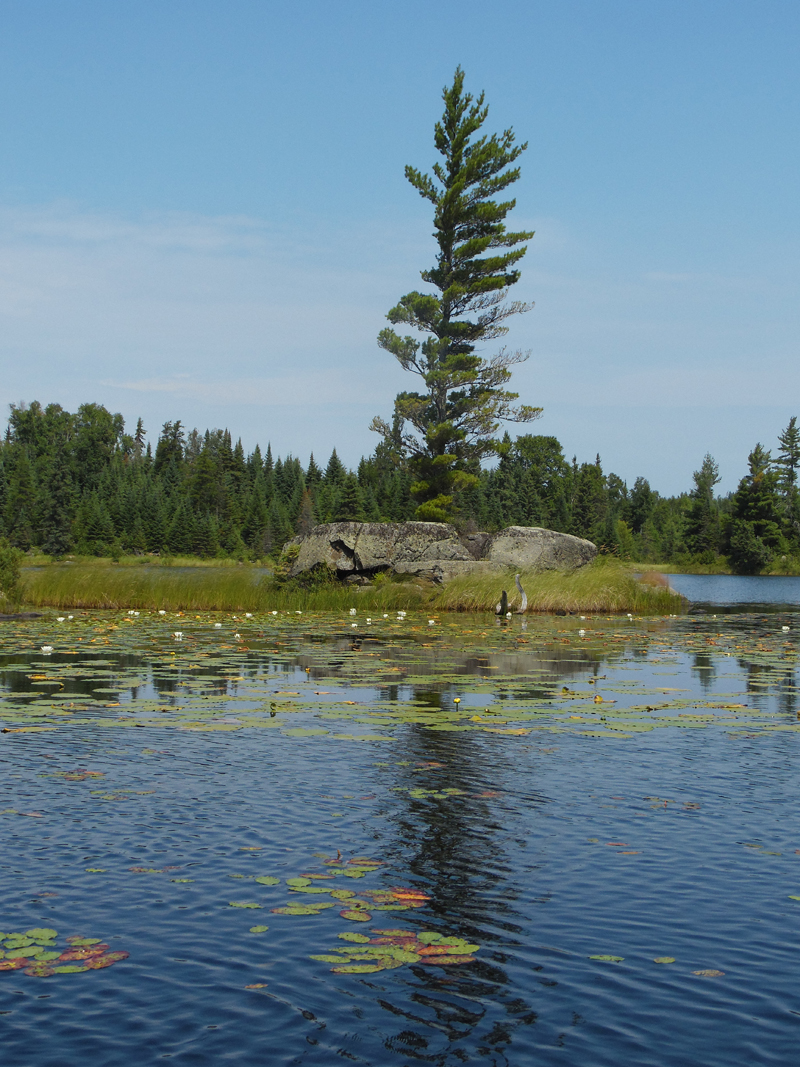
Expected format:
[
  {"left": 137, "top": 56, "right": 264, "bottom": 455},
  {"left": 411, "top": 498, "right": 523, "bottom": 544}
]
[
  {"left": 693, "top": 968, "right": 725, "bottom": 977},
  {"left": 254, "top": 876, "right": 280, "bottom": 886},
  {"left": 229, "top": 902, "right": 261, "bottom": 909},
  {"left": 249, "top": 925, "right": 269, "bottom": 933},
  {"left": 340, "top": 909, "right": 372, "bottom": 922},
  {"left": 338, "top": 932, "right": 370, "bottom": 943},
  {"left": 589, "top": 955, "right": 624, "bottom": 962},
  {"left": 653, "top": 957, "right": 676, "bottom": 964},
  {"left": 331, "top": 962, "right": 386, "bottom": 974}
]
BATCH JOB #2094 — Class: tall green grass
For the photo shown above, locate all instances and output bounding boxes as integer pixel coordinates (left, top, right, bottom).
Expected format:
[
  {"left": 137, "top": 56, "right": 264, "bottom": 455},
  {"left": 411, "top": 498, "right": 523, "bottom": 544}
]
[
  {"left": 430, "top": 560, "right": 684, "bottom": 614},
  {"left": 20, "top": 559, "right": 685, "bottom": 615}
]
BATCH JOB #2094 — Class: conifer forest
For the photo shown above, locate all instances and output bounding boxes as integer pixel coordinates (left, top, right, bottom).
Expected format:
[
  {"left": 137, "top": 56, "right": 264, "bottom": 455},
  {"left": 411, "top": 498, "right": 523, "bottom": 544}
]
[{"left": 1, "top": 401, "right": 799, "bottom": 575}]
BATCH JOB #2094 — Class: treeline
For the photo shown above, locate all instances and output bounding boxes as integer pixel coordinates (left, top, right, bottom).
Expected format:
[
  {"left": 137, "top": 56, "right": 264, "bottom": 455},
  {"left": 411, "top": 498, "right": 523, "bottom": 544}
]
[{"left": 1, "top": 401, "right": 798, "bottom": 573}]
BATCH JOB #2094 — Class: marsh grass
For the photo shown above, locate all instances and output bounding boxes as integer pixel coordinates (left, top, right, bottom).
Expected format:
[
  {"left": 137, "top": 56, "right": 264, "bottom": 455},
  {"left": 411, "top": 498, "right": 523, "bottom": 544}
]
[
  {"left": 20, "top": 558, "right": 684, "bottom": 615},
  {"left": 430, "top": 559, "right": 685, "bottom": 614}
]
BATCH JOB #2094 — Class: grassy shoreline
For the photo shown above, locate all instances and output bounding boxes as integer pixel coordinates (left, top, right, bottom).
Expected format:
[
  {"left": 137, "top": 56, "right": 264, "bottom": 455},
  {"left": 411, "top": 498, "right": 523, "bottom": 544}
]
[{"left": 18, "top": 558, "right": 685, "bottom": 615}]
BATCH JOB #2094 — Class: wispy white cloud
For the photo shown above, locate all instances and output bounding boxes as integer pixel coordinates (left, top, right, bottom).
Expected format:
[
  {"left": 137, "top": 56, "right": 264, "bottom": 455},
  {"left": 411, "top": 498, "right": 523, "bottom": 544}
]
[{"left": 1, "top": 201, "right": 798, "bottom": 491}]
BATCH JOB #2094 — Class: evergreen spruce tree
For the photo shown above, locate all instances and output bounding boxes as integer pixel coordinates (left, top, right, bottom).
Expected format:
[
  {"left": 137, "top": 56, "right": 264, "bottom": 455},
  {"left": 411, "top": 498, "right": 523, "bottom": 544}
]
[
  {"left": 371, "top": 67, "right": 541, "bottom": 521},
  {"left": 4, "top": 451, "right": 37, "bottom": 549},
  {"left": 40, "top": 452, "right": 74, "bottom": 557},
  {"left": 776, "top": 416, "right": 800, "bottom": 546},
  {"left": 684, "top": 454, "right": 721, "bottom": 560},
  {"left": 727, "top": 444, "right": 782, "bottom": 573}
]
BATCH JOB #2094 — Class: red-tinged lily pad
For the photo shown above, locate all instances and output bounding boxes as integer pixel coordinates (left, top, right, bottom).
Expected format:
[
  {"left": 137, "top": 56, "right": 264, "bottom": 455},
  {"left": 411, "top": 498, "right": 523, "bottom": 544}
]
[
  {"left": 58, "top": 944, "right": 109, "bottom": 961},
  {"left": 23, "top": 963, "right": 55, "bottom": 977},
  {"left": 388, "top": 888, "right": 430, "bottom": 904},
  {"left": 84, "top": 951, "right": 130, "bottom": 969},
  {"left": 340, "top": 909, "right": 372, "bottom": 922},
  {"left": 245, "top": 983, "right": 268, "bottom": 989},
  {"left": 693, "top": 969, "right": 725, "bottom": 977},
  {"left": 0, "top": 959, "right": 27, "bottom": 971}
]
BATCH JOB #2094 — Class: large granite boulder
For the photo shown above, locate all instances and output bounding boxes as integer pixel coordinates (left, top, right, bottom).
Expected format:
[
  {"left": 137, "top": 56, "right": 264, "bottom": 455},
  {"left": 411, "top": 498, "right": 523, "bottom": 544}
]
[
  {"left": 284, "top": 522, "right": 596, "bottom": 582},
  {"left": 285, "top": 521, "right": 472, "bottom": 579},
  {"left": 487, "top": 526, "right": 596, "bottom": 572}
]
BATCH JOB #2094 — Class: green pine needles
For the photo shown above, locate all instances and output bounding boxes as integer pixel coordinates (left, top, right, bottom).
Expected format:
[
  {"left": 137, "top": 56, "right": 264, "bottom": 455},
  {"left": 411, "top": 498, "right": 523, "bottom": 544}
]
[{"left": 371, "top": 67, "right": 541, "bottom": 522}]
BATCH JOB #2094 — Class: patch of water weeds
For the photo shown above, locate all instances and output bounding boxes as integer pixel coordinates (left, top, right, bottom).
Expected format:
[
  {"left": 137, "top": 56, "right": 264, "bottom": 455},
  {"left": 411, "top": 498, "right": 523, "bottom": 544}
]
[{"left": 0, "top": 610, "right": 796, "bottom": 742}]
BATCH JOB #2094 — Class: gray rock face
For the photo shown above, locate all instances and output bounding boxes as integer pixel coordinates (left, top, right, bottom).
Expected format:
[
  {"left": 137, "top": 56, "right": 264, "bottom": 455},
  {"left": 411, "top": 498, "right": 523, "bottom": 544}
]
[
  {"left": 285, "top": 521, "right": 472, "bottom": 579},
  {"left": 284, "top": 522, "right": 596, "bottom": 582},
  {"left": 487, "top": 526, "right": 596, "bottom": 572}
]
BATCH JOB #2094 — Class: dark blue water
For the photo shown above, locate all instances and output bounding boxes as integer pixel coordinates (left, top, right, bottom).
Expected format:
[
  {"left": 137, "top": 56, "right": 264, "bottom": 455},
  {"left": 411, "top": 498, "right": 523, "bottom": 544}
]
[{"left": 1, "top": 614, "right": 799, "bottom": 1065}]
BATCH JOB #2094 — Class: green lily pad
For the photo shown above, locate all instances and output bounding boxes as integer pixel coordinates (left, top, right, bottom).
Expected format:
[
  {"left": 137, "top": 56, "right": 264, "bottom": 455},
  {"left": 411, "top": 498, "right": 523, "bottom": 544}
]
[
  {"left": 340, "top": 909, "right": 372, "bottom": 922},
  {"left": 309, "top": 954, "right": 350, "bottom": 963},
  {"left": 286, "top": 878, "right": 311, "bottom": 888},
  {"left": 69, "top": 938, "right": 102, "bottom": 946},
  {"left": 254, "top": 876, "right": 280, "bottom": 886},
  {"left": 589, "top": 955, "right": 624, "bottom": 962},
  {"left": 26, "top": 929, "right": 57, "bottom": 940},
  {"left": 331, "top": 962, "right": 385, "bottom": 973},
  {"left": 229, "top": 902, "right": 261, "bottom": 909},
  {"left": 53, "top": 964, "right": 89, "bottom": 973},
  {"left": 653, "top": 957, "right": 676, "bottom": 964},
  {"left": 338, "top": 932, "right": 370, "bottom": 943},
  {"left": 34, "top": 951, "right": 61, "bottom": 962},
  {"left": 249, "top": 925, "right": 269, "bottom": 933}
]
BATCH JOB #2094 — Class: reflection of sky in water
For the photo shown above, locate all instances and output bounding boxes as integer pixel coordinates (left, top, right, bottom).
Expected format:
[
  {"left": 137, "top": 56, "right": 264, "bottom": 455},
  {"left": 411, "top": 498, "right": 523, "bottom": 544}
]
[
  {"left": 0, "top": 613, "right": 798, "bottom": 1065},
  {"left": 668, "top": 572, "right": 800, "bottom": 608}
]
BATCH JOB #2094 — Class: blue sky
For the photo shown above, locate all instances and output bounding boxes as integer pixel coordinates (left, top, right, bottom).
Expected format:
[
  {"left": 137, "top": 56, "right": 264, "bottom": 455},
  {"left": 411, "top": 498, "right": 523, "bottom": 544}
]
[{"left": 0, "top": 0, "right": 798, "bottom": 494}]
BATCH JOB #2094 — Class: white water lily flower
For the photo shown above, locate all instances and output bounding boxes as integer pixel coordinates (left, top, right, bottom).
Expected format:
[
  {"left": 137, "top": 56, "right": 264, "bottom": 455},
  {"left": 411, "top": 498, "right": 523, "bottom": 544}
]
[
  {"left": 351, "top": 622, "right": 357, "bottom": 628},
  {"left": 349, "top": 608, "right": 357, "bottom": 616},
  {"left": 428, "top": 619, "right": 435, "bottom": 626},
  {"left": 158, "top": 610, "right": 166, "bottom": 615},
  {"left": 214, "top": 623, "right": 222, "bottom": 628},
  {"left": 173, "top": 632, "right": 183, "bottom": 639},
  {"left": 783, "top": 625, "right": 790, "bottom": 632},
  {"left": 57, "top": 617, "right": 65, "bottom": 622},
  {"left": 41, "top": 645, "right": 53, "bottom": 654},
  {"left": 245, "top": 613, "right": 252, "bottom": 618},
  {"left": 578, "top": 629, "right": 586, "bottom": 635},
  {"left": 506, "top": 612, "right": 512, "bottom": 619},
  {"left": 234, "top": 633, "right": 242, "bottom": 640},
  {"left": 128, "top": 610, "right": 135, "bottom": 615},
  {"left": 272, "top": 611, "right": 278, "bottom": 616},
  {"left": 67, "top": 615, "right": 74, "bottom": 620},
  {"left": 383, "top": 614, "right": 389, "bottom": 618}
]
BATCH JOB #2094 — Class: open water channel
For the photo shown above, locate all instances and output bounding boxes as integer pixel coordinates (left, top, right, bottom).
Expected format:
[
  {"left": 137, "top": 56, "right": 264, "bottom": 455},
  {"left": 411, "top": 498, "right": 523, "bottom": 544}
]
[{"left": 1, "top": 595, "right": 799, "bottom": 1065}]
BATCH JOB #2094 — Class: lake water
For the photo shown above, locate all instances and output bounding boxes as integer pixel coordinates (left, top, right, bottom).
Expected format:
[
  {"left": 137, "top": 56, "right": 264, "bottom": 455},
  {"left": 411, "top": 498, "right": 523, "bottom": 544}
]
[
  {"left": 667, "top": 572, "right": 800, "bottom": 611},
  {"left": 1, "top": 610, "right": 799, "bottom": 1066}
]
